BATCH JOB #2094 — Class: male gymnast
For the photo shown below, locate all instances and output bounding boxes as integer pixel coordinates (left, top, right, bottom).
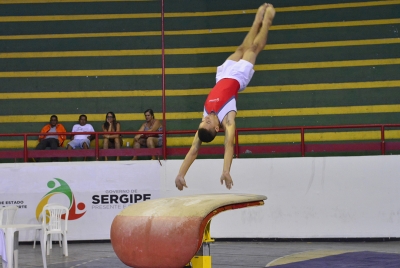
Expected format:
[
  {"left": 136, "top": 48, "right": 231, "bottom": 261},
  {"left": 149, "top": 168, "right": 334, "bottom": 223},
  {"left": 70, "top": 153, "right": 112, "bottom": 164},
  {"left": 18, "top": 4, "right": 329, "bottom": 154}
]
[{"left": 175, "top": 3, "right": 276, "bottom": 190}]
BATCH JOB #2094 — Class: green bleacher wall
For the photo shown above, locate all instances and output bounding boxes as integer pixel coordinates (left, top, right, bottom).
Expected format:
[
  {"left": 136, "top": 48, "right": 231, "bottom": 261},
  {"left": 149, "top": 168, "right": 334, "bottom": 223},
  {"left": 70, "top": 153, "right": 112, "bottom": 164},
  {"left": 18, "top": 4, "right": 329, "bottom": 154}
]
[{"left": 0, "top": 0, "right": 399, "bottom": 151}]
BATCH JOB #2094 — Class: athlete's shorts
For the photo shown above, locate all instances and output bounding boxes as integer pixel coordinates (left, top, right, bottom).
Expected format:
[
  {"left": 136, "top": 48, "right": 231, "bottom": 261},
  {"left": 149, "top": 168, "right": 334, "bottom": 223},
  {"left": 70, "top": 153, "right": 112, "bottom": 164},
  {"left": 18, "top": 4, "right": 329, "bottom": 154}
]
[
  {"left": 68, "top": 139, "right": 90, "bottom": 149},
  {"left": 215, "top": 59, "right": 255, "bottom": 92}
]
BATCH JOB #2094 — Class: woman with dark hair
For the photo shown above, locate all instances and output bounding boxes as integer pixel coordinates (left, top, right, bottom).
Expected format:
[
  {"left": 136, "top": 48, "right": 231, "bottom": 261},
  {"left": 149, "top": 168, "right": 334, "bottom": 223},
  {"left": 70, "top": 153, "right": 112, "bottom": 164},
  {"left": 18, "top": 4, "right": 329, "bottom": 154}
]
[
  {"left": 102, "top": 111, "right": 121, "bottom": 161},
  {"left": 132, "top": 109, "right": 162, "bottom": 160}
]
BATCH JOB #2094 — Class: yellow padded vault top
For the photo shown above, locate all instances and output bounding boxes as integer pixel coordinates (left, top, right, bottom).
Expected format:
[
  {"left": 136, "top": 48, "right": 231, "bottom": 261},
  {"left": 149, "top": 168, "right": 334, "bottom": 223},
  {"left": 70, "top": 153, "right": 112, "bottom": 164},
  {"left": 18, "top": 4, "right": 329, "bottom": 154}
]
[{"left": 118, "top": 193, "right": 267, "bottom": 218}]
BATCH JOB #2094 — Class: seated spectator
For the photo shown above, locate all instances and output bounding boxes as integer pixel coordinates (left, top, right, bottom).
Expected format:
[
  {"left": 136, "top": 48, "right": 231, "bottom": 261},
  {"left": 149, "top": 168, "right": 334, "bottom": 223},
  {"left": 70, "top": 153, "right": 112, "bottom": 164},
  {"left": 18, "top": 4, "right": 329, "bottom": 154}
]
[
  {"left": 35, "top": 115, "right": 66, "bottom": 162},
  {"left": 102, "top": 111, "right": 121, "bottom": 161},
  {"left": 133, "top": 109, "right": 162, "bottom": 160},
  {"left": 67, "top": 115, "right": 95, "bottom": 160}
]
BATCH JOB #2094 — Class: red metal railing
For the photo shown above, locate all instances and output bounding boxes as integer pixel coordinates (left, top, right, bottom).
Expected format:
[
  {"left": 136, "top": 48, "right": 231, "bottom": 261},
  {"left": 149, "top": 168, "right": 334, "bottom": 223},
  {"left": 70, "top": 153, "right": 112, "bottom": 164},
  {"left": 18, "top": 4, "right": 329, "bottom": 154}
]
[
  {"left": 0, "top": 131, "right": 163, "bottom": 162},
  {"left": 1, "top": 124, "right": 400, "bottom": 162},
  {"left": 235, "top": 124, "right": 400, "bottom": 157},
  {"left": 166, "top": 124, "right": 400, "bottom": 158}
]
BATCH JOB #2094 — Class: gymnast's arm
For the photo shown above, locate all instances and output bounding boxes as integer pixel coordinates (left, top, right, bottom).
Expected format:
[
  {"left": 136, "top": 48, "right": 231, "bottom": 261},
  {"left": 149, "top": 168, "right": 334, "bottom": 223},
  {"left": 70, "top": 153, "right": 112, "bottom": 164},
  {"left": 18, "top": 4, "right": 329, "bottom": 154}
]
[
  {"left": 221, "top": 112, "right": 236, "bottom": 189},
  {"left": 175, "top": 132, "right": 202, "bottom": 190}
]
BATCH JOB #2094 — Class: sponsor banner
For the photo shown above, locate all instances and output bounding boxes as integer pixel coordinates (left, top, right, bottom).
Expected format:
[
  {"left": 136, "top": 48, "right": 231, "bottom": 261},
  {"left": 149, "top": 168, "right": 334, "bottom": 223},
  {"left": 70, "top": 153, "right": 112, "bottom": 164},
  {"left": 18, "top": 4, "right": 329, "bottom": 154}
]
[{"left": 0, "top": 161, "right": 160, "bottom": 241}]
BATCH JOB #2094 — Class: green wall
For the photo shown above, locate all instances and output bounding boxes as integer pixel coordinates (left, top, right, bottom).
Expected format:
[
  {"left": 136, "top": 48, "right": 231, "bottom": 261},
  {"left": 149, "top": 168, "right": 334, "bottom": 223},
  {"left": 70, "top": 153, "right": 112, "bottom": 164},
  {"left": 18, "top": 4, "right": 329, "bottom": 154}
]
[{"left": 0, "top": 0, "right": 399, "bottom": 148}]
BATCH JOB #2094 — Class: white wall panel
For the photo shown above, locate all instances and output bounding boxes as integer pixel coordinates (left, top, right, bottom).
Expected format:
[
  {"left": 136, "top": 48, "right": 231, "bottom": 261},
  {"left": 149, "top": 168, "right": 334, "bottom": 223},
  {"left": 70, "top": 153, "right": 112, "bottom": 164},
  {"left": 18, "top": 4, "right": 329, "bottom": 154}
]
[{"left": 0, "top": 155, "right": 399, "bottom": 240}]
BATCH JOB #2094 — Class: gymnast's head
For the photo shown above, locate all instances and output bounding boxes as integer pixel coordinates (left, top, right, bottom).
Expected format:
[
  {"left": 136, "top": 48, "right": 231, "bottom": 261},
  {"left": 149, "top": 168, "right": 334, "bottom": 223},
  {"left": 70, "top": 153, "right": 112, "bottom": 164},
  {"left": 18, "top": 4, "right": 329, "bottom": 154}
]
[{"left": 198, "top": 114, "right": 220, "bottom": 143}]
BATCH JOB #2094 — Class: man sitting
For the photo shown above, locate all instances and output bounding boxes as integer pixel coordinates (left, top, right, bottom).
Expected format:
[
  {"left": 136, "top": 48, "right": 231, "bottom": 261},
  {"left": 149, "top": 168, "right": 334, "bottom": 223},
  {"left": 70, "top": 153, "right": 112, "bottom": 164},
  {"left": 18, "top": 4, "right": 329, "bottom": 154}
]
[
  {"left": 35, "top": 115, "right": 66, "bottom": 161},
  {"left": 67, "top": 115, "right": 95, "bottom": 160}
]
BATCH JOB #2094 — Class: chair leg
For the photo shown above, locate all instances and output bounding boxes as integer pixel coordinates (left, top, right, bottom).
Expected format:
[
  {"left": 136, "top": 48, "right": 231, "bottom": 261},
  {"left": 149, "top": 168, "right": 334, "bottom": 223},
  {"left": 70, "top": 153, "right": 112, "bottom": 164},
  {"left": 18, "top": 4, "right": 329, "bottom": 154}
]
[
  {"left": 13, "top": 248, "right": 18, "bottom": 268},
  {"left": 49, "top": 234, "right": 52, "bottom": 249},
  {"left": 40, "top": 232, "right": 47, "bottom": 268},
  {"left": 58, "top": 234, "right": 62, "bottom": 248},
  {"left": 62, "top": 232, "right": 68, "bottom": 257},
  {"left": 46, "top": 235, "right": 50, "bottom": 255},
  {"left": 33, "top": 229, "right": 39, "bottom": 249},
  {"left": 12, "top": 229, "right": 19, "bottom": 268},
  {"left": 4, "top": 230, "right": 13, "bottom": 268}
]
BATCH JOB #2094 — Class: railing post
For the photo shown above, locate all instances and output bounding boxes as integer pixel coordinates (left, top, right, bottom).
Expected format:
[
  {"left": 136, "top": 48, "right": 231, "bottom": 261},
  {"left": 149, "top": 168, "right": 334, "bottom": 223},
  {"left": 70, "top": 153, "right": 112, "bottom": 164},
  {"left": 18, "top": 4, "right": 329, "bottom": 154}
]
[
  {"left": 95, "top": 133, "right": 99, "bottom": 161},
  {"left": 301, "top": 128, "right": 305, "bottom": 157},
  {"left": 24, "top": 134, "right": 28, "bottom": 162},
  {"left": 235, "top": 129, "right": 239, "bottom": 158},
  {"left": 381, "top": 125, "right": 385, "bottom": 155},
  {"left": 161, "top": 0, "right": 167, "bottom": 160}
]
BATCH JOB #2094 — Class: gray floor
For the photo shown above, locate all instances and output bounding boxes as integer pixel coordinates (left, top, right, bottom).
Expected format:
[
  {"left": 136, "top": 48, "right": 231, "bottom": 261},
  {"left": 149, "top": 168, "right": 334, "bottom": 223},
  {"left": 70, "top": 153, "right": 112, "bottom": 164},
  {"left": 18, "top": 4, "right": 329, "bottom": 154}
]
[{"left": 12, "top": 240, "right": 400, "bottom": 267}]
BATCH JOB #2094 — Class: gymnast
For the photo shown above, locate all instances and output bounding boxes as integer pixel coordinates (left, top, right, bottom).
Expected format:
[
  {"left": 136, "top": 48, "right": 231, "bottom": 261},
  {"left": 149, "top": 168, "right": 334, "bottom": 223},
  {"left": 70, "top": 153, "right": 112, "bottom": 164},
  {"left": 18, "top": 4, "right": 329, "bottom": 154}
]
[{"left": 175, "top": 3, "right": 276, "bottom": 190}]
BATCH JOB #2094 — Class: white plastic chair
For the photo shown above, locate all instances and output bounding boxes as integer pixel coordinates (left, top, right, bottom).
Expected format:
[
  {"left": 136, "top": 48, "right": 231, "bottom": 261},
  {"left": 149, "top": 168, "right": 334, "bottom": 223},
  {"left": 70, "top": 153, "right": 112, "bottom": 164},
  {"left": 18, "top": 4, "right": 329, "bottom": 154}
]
[
  {"left": 33, "top": 203, "right": 63, "bottom": 249},
  {"left": 40, "top": 204, "right": 69, "bottom": 256},
  {"left": 0, "top": 206, "right": 18, "bottom": 268},
  {"left": 0, "top": 206, "right": 18, "bottom": 226}
]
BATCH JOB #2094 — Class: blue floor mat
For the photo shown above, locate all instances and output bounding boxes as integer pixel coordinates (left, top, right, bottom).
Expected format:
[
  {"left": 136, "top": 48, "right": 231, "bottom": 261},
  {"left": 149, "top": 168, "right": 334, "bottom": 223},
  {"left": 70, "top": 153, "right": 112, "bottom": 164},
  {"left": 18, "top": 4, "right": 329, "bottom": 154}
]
[{"left": 275, "top": 251, "right": 400, "bottom": 268}]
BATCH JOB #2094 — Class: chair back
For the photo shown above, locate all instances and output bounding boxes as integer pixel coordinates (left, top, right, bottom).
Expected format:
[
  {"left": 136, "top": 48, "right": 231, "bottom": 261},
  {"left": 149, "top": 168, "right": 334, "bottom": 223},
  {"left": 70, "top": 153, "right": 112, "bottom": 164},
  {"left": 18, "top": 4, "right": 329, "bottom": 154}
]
[
  {"left": 0, "top": 206, "right": 18, "bottom": 225},
  {"left": 41, "top": 204, "right": 69, "bottom": 232},
  {"left": 37, "top": 203, "right": 64, "bottom": 222}
]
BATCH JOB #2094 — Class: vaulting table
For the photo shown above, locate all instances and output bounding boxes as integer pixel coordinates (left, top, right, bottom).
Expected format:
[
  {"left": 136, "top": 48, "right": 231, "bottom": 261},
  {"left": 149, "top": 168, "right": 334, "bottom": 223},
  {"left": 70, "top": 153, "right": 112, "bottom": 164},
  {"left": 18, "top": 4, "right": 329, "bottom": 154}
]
[{"left": 111, "top": 193, "right": 267, "bottom": 268}]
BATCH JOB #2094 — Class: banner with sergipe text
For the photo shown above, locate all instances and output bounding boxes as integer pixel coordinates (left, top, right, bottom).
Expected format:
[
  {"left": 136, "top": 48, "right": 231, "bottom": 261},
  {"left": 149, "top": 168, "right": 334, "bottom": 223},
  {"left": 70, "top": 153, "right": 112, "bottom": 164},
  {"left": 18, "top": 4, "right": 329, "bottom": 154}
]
[{"left": 0, "top": 161, "right": 161, "bottom": 241}]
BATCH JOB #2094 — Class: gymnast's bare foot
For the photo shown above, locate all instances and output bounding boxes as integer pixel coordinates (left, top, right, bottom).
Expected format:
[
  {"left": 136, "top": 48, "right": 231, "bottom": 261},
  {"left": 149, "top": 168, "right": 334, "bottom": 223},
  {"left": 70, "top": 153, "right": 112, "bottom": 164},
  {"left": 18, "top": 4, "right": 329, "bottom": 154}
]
[
  {"left": 254, "top": 3, "right": 268, "bottom": 25},
  {"left": 264, "top": 4, "right": 276, "bottom": 26}
]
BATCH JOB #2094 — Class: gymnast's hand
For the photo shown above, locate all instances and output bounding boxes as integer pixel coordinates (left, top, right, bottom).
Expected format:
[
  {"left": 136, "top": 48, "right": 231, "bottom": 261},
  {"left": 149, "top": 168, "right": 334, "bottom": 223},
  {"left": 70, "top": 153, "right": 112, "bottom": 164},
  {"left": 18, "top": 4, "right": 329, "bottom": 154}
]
[
  {"left": 175, "top": 174, "right": 187, "bottom": 191},
  {"left": 220, "top": 171, "right": 233, "bottom": 190}
]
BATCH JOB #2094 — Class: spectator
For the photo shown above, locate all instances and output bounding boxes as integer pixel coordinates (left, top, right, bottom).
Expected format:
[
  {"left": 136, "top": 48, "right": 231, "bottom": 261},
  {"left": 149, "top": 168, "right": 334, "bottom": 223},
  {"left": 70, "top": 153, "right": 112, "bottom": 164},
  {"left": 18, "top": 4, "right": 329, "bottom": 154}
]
[
  {"left": 66, "top": 115, "right": 95, "bottom": 160},
  {"left": 35, "top": 115, "right": 66, "bottom": 162},
  {"left": 132, "top": 109, "right": 162, "bottom": 160},
  {"left": 102, "top": 111, "right": 121, "bottom": 161}
]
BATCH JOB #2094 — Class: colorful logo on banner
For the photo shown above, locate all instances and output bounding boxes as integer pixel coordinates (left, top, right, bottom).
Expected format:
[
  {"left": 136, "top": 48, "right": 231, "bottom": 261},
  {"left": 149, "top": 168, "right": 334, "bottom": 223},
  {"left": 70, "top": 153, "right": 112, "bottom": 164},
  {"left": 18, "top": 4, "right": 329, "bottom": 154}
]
[{"left": 36, "top": 178, "right": 86, "bottom": 221}]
